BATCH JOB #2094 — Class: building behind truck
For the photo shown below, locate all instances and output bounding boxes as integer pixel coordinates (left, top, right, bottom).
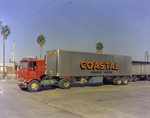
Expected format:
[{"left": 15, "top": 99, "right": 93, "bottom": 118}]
[{"left": 17, "top": 49, "right": 132, "bottom": 92}]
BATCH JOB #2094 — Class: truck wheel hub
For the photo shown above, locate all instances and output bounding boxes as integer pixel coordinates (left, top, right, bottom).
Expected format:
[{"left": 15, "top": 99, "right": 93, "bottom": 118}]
[
  {"left": 124, "top": 79, "right": 128, "bottom": 84},
  {"left": 64, "top": 81, "right": 69, "bottom": 87},
  {"left": 118, "top": 79, "right": 121, "bottom": 84},
  {"left": 31, "top": 83, "right": 38, "bottom": 90}
]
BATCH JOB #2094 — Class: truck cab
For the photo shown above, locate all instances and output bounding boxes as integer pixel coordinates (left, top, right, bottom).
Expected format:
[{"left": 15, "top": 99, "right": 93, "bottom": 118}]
[
  {"left": 17, "top": 57, "right": 72, "bottom": 92},
  {"left": 17, "top": 58, "right": 45, "bottom": 91}
]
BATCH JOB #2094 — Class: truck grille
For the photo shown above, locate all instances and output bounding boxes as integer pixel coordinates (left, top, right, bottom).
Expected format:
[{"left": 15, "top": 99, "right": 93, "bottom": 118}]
[{"left": 19, "top": 78, "right": 24, "bottom": 82}]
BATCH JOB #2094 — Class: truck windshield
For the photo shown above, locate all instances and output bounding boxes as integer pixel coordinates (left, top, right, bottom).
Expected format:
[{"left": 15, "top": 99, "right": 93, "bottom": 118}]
[{"left": 20, "top": 61, "right": 28, "bottom": 69}]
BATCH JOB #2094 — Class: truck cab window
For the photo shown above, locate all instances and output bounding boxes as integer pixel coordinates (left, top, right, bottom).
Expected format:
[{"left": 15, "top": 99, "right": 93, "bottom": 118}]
[
  {"left": 33, "top": 62, "right": 36, "bottom": 68},
  {"left": 20, "top": 61, "right": 28, "bottom": 69},
  {"left": 29, "top": 61, "right": 36, "bottom": 69}
]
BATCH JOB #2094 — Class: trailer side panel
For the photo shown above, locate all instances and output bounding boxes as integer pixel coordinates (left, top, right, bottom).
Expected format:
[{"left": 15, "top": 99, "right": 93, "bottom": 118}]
[{"left": 47, "top": 50, "right": 132, "bottom": 77}]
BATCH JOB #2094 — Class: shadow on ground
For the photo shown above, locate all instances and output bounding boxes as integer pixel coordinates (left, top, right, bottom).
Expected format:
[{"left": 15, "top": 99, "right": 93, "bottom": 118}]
[
  {"left": 40, "top": 83, "right": 105, "bottom": 91},
  {"left": 20, "top": 82, "right": 105, "bottom": 92}
]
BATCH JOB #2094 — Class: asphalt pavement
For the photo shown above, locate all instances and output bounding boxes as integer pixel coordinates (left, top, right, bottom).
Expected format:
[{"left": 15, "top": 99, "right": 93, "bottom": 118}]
[{"left": 1, "top": 80, "right": 150, "bottom": 118}]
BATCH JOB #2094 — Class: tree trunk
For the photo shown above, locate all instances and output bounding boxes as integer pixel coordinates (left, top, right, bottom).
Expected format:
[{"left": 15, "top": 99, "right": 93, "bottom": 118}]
[
  {"left": 3, "top": 36, "right": 5, "bottom": 79},
  {"left": 40, "top": 45, "right": 42, "bottom": 59}
]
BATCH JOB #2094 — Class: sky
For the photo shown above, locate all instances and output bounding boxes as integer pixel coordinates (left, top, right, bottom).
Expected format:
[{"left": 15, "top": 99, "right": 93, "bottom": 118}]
[{"left": 0, "top": 0, "right": 150, "bottom": 63}]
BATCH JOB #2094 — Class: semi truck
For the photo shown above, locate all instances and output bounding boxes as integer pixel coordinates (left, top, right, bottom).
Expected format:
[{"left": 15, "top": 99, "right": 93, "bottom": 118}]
[{"left": 17, "top": 49, "right": 132, "bottom": 92}]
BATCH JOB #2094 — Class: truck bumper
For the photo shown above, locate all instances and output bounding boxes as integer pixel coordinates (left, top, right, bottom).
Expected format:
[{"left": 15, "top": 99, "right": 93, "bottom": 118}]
[{"left": 17, "top": 81, "right": 27, "bottom": 88}]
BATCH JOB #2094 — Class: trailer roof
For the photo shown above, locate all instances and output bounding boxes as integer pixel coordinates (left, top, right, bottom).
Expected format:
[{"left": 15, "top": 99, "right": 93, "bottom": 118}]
[{"left": 47, "top": 49, "right": 132, "bottom": 57}]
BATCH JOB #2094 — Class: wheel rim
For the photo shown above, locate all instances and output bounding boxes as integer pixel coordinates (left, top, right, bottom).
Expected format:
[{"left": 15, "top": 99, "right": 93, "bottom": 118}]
[
  {"left": 64, "top": 80, "right": 69, "bottom": 87},
  {"left": 124, "top": 78, "right": 128, "bottom": 84},
  {"left": 31, "top": 82, "right": 38, "bottom": 90},
  {"left": 118, "top": 79, "right": 121, "bottom": 84}
]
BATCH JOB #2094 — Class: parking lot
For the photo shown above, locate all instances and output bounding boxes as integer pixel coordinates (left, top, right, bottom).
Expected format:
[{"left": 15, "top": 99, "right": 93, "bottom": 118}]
[{"left": 0, "top": 80, "right": 150, "bottom": 118}]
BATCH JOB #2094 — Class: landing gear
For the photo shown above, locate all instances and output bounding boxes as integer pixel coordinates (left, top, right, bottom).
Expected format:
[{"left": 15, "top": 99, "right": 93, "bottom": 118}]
[{"left": 148, "top": 77, "right": 150, "bottom": 81}]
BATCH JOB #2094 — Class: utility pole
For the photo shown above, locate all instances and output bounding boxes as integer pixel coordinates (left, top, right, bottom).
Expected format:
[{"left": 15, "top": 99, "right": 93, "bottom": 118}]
[
  {"left": 13, "top": 40, "right": 15, "bottom": 80},
  {"left": 147, "top": 52, "right": 149, "bottom": 62},
  {"left": 145, "top": 51, "right": 149, "bottom": 62}
]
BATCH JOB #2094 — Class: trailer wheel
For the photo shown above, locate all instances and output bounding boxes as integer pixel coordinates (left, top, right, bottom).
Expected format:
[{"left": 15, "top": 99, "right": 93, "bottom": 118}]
[
  {"left": 28, "top": 80, "right": 40, "bottom": 92},
  {"left": 121, "top": 77, "right": 129, "bottom": 85},
  {"left": 148, "top": 77, "right": 150, "bottom": 81},
  {"left": 113, "top": 78, "right": 117, "bottom": 85},
  {"left": 103, "top": 78, "right": 109, "bottom": 85},
  {"left": 58, "top": 78, "right": 70, "bottom": 89},
  {"left": 115, "top": 77, "right": 122, "bottom": 85}
]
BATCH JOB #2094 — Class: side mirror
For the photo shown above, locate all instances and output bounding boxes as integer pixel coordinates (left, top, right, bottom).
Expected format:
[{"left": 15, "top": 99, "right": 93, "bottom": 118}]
[{"left": 18, "top": 65, "right": 20, "bottom": 70}]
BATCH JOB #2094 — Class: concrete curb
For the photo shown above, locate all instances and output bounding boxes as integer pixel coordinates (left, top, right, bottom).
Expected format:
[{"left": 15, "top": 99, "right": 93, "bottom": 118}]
[
  {"left": 0, "top": 79, "right": 17, "bottom": 81},
  {"left": 0, "top": 74, "right": 16, "bottom": 76},
  {"left": 0, "top": 74, "right": 18, "bottom": 78}
]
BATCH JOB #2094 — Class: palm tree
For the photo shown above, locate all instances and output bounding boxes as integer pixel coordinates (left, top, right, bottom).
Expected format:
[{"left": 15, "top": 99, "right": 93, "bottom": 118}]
[
  {"left": 1, "top": 25, "right": 11, "bottom": 79},
  {"left": 37, "top": 34, "right": 46, "bottom": 58},
  {"left": 96, "top": 42, "right": 103, "bottom": 54}
]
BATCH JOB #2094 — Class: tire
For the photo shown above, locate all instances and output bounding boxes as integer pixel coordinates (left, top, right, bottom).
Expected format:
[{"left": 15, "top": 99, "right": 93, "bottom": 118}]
[
  {"left": 103, "top": 78, "right": 109, "bottom": 85},
  {"left": 129, "top": 78, "right": 133, "bottom": 82},
  {"left": 113, "top": 78, "right": 117, "bottom": 85},
  {"left": 121, "top": 77, "right": 129, "bottom": 85},
  {"left": 58, "top": 78, "right": 70, "bottom": 89},
  {"left": 148, "top": 77, "right": 150, "bottom": 81},
  {"left": 28, "top": 80, "right": 40, "bottom": 92},
  {"left": 69, "top": 76, "right": 75, "bottom": 83},
  {"left": 115, "top": 77, "right": 122, "bottom": 85}
]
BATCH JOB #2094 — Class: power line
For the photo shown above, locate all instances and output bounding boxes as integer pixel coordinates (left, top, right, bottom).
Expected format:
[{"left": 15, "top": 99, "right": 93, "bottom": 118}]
[
  {"left": 105, "top": 41, "right": 150, "bottom": 49},
  {"left": 105, "top": 45, "right": 150, "bottom": 53},
  {"left": 13, "top": 0, "right": 75, "bottom": 33},
  {"left": 12, "top": 0, "right": 56, "bottom": 29}
]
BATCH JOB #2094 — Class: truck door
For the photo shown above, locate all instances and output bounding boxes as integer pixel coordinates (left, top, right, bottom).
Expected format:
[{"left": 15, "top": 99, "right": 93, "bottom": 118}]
[{"left": 28, "top": 61, "right": 37, "bottom": 78}]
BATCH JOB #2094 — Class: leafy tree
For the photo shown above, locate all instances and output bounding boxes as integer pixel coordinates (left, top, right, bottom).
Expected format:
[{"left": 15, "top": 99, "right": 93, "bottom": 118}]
[
  {"left": 37, "top": 34, "right": 46, "bottom": 58},
  {"left": 96, "top": 42, "right": 103, "bottom": 54},
  {"left": 1, "top": 25, "right": 11, "bottom": 79}
]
